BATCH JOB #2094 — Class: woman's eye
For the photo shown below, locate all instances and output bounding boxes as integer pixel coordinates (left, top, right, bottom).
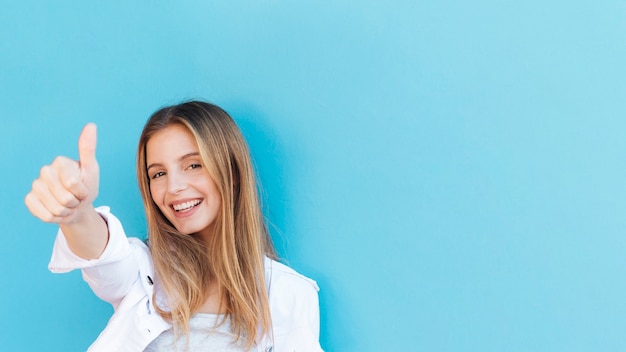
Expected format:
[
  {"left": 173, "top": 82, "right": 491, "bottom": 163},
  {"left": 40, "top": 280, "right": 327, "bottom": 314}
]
[
  {"left": 188, "top": 163, "right": 202, "bottom": 170},
  {"left": 151, "top": 171, "right": 165, "bottom": 179}
]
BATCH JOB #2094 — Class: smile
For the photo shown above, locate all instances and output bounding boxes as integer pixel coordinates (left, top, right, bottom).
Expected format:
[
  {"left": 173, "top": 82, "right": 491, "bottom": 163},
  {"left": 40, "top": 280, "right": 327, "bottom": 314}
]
[{"left": 172, "top": 199, "right": 202, "bottom": 212}]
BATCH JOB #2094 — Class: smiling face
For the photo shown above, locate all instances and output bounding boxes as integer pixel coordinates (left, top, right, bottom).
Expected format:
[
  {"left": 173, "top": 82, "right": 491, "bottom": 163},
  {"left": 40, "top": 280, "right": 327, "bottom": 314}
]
[{"left": 146, "top": 124, "right": 221, "bottom": 241}]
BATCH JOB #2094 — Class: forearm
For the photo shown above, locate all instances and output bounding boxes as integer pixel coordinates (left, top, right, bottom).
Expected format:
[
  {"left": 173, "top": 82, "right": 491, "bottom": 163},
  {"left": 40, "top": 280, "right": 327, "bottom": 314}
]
[{"left": 59, "top": 205, "right": 109, "bottom": 260}]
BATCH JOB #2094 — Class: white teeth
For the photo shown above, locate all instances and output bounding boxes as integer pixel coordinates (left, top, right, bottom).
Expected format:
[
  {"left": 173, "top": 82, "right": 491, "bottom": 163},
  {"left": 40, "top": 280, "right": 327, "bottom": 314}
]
[{"left": 173, "top": 200, "right": 201, "bottom": 212}]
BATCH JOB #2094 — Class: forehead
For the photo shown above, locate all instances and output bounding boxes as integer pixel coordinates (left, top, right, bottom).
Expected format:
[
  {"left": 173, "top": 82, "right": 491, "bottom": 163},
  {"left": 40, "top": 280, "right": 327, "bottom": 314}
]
[{"left": 146, "top": 124, "right": 199, "bottom": 162}]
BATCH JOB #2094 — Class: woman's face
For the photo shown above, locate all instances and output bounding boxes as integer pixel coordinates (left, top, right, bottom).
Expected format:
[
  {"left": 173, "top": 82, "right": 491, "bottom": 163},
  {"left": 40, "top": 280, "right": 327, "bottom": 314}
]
[{"left": 146, "top": 124, "right": 221, "bottom": 241}]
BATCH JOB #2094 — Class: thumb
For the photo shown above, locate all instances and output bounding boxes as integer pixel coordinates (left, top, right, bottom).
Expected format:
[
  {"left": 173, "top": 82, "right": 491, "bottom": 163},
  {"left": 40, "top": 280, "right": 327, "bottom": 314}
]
[
  {"left": 78, "top": 123, "right": 100, "bottom": 203},
  {"left": 78, "top": 123, "right": 98, "bottom": 172}
]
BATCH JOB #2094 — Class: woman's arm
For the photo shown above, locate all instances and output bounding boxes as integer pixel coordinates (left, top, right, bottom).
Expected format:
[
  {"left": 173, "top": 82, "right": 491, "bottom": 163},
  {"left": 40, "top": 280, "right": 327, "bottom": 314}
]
[
  {"left": 26, "top": 125, "right": 142, "bottom": 309},
  {"left": 24, "top": 123, "right": 109, "bottom": 259},
  {"left": 267, "top": 260, "right": 324, "bottom": 351},
  {"left": 50, "top": 207, "right": 139, "bottom": 308}
]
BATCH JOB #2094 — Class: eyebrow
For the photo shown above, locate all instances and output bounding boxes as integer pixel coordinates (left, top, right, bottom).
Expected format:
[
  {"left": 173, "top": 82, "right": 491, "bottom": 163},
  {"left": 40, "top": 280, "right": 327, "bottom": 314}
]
[{"left": 146, "top": 152, "right": 201, "bottom": 171}]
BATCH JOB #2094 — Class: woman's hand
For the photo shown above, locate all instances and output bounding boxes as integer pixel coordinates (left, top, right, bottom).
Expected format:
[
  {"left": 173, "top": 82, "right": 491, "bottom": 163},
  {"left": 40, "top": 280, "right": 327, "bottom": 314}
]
[
  {"left": 25, "top": 123, "right": 99, "bottom": 224},
  {"left": 25, "top": 123, "right": 108, "bottom": 259}
]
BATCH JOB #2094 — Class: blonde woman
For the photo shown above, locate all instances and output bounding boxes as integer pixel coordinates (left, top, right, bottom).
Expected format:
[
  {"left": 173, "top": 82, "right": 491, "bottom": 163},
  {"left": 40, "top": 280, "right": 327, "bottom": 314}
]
[{"left": 25, "top": 101, "right": 322, "bottom": 351}]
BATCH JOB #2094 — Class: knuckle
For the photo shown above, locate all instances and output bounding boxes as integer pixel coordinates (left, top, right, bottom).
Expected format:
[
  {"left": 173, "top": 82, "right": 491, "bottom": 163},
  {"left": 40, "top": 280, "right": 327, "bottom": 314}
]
[
  {"left": 49, "top": 204, "right": 69, "bottom": 218},
  {"left": 24, "top": 193, "right": 34, "bottom": 208},
  {"left": 31, "top": 179, "right": 45, "bottom": 194},
  {"left": 52, "top": 156, "right": 68, "bottom": 165},
  {"left": 39, "top": 212, "right": 55, "bottom": 223},
  {"left": 63, "top": 175, "right": 81, "bottom": 188},
  {"left": 59, "top": 193, "right": 78, "bottom": 207},
  {"left": 39, "top": 165, "right": 52, "bottom": 178}
]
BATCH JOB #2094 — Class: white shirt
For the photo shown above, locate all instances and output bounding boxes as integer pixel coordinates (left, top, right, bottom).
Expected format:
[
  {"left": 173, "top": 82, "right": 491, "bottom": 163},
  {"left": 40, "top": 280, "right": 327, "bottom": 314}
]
[
  {"left": 49, "top": 207, "right": 323, "bottom": 352},
  {"left": 144, "top": 313, "right": 246, "bottom": 351}
]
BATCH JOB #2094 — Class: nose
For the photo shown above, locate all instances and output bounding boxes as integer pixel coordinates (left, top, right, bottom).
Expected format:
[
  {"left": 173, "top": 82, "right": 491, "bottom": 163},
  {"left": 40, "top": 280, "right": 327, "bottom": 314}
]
[{"left": 167, "top": 170, "right": 188, "bottom": 194}]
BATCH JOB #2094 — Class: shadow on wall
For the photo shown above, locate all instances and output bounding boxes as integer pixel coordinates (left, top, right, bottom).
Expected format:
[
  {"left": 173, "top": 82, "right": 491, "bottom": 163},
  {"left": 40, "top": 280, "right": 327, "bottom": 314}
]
[
  {"left": 226, "top": 101, "right": 290, "bottom": 258},
  {"left": 224, "top": 100, "right": 349, "bottom": 350}
]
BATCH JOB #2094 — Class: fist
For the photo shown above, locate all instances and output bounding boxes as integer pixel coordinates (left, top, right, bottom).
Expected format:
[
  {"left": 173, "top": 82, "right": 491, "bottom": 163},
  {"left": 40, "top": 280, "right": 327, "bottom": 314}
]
[{"left": 24, "top": 123, "right": 100, "bottom": 224}]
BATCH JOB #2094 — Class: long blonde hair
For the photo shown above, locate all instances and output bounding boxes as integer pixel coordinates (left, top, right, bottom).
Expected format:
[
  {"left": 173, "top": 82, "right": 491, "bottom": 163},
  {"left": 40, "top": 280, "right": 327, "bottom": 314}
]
[{"left": 136, "top": 101, "right": 277, "bottom": 349}]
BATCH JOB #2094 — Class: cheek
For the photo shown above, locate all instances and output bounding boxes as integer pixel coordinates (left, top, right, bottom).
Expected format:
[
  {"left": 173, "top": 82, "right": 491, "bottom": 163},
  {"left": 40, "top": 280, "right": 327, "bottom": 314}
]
[
  {"left": 206, "top": 182, "right": 222, "bottom": 208},
  {"left": 149, "top": 184, "right": 164, "bottom": 207}
]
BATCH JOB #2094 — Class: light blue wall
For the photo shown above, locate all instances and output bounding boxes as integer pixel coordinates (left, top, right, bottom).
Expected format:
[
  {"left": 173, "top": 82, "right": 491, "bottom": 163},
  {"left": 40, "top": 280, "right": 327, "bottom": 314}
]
[{"left": 2, "top": 1, "right": 626, "bottom": 351}]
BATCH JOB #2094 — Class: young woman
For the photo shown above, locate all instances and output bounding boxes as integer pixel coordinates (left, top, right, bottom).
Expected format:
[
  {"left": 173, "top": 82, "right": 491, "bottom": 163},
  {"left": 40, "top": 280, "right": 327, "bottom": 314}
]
[{"left": 25, "top": 101, "right": 322, "bottom": 351}]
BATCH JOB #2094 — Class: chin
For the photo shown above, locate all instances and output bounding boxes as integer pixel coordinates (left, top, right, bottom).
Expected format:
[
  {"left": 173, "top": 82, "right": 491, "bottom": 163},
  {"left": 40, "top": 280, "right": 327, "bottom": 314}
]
[{"left": 176, "top": 223, "right": 212, "bottom": 237}]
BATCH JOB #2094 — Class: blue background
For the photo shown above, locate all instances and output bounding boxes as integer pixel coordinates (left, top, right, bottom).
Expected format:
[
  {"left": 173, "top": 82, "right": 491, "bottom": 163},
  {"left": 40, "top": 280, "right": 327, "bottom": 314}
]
[{"left": 2, "top": 1, "right": 626, "bottom": 351}]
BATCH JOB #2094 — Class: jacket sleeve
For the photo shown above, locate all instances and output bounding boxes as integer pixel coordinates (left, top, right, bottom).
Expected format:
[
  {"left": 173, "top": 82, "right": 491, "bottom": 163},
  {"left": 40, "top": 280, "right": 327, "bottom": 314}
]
[
  {"left": 268, "top": 260, "right": 324, "bottom": 352},
  {"left": 48, "top": 206, "right": 143, "bottom": 310}
]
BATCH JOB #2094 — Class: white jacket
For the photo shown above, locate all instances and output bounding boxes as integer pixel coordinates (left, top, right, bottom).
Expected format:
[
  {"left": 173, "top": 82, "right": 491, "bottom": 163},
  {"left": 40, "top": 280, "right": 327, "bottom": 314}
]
[{"left": 49, "top": 207, "right": 323, "bottom": 352}]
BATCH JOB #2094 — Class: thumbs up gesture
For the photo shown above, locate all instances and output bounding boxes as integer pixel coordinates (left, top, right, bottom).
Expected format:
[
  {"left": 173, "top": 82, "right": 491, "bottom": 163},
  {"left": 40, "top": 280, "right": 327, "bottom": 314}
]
[{"left": 25, "top": 124, "right": 100, "bottom": 224}]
